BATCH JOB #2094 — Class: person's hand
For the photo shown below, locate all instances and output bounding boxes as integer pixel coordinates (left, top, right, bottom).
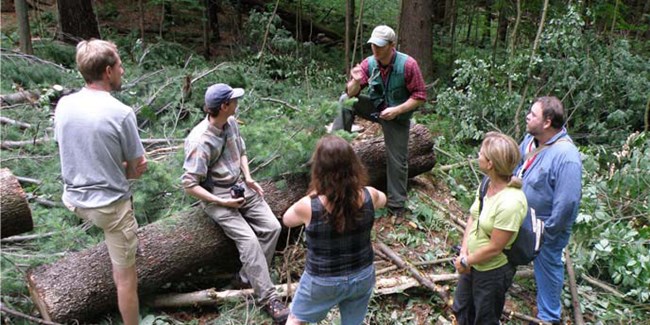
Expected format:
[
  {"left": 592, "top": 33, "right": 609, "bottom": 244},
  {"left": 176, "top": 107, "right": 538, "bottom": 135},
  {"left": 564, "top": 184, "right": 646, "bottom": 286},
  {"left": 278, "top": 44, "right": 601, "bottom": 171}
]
[
  {"left": 136, "top": 157, "right": 148, "bottom": 174},
  {"left": 379, "top": 106, "right": 401, "bottom": 120},
  {"left": 454, "top": 256, "right": 470, "bottom": 274},
  {"left": 219, "top": 197, "right": 245, "bottom": 208},
  {"left": 245, "top": 179, "right": 264, "bottom": 196},
  {"left": 350, "top": 64, "right": 364, "bottom": 82}
]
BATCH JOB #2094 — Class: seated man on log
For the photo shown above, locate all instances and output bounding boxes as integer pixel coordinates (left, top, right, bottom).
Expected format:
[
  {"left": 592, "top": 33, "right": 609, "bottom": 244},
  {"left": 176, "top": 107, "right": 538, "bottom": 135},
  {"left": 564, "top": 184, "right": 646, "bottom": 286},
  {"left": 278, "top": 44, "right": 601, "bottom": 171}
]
[
  {"left": 54, "top": 39, "right": 148, "bottom": 325},
  {"left": 330, "top": 25, "right": 426, "bottom": 218},
  {"left": 181, "top": 83, "right": 289, "bottom": 323}
]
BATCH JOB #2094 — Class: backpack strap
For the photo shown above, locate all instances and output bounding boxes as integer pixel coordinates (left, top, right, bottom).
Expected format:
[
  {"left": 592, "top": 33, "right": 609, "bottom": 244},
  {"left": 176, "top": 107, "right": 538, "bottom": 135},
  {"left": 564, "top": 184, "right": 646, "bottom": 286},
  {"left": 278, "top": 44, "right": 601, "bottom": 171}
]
[
  {"left": 476, "top": 176, "right": 490, "bottom": 238},
  {"left": 518, "top": 135, "right": 572, "bottom": 178},
  {"left": 478, "top": 176, "right": 490, "bottom": 214}
]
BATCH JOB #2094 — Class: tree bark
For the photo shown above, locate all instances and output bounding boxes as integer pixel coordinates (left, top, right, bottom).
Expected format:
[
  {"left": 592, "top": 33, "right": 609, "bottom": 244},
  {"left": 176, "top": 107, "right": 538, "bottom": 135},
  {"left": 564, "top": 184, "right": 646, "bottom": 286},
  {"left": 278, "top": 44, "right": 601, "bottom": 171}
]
[
  {"left": 56, "top": 0, "right": 100, "bottom": 44},
  {"left": 344, "top": 0, "right": 354, "bottom": 75},
  {"left": 356, "top": 124, "right": 436, "bottom": 191},
  {"left": 0, "top": 168, "right": 33, "bottom": 238},
  {"left": 206, "top": 0, "right": 220, "bottom": 41},
  {"left": 14, "top": 0, "right": 33, "bottom": 54},
  {"left": 0, "top": 89, "right": 40, "bottom": 106},
  {"left": 26, "top": 125, "right": 436, "bottom": 323},
  {"left": 397, "top": 0, "right": 434, "bottom": 82}
]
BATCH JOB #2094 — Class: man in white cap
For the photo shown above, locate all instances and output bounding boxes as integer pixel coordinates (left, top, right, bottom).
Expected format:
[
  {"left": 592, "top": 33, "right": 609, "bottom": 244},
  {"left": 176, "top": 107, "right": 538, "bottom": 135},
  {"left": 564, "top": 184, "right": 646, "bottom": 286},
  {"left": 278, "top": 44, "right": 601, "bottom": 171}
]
[
  {"left": 181, "top": 83, "right": 289, "bottom": 323},
  {"left": 331, "top": 25, "right": 426, "bottom": 217}
]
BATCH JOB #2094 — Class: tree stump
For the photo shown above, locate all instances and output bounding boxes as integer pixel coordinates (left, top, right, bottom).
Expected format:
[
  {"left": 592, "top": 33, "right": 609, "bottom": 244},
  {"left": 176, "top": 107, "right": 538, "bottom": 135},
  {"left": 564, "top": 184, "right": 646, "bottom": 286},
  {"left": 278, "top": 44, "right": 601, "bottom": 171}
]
[
  {"left": 1, "top": 168, "right": 33, "bottom": 238},
  {"left": 26, "top": 124, "right": 436, "bottom": 323}
]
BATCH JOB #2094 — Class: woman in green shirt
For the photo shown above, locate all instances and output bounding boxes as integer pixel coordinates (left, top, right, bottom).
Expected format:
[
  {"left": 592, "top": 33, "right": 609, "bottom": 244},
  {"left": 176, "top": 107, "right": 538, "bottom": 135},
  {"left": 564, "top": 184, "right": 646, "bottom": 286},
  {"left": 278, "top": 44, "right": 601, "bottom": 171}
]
[{"left": 452, "top": 132, "right": 527, "bottom": 325}]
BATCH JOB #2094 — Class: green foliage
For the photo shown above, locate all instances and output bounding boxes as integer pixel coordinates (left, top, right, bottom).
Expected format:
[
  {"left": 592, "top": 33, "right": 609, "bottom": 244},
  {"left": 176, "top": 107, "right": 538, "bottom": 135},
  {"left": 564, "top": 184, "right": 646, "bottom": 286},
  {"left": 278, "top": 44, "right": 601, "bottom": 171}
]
[
  {"left": 0, "top": 53, "right": 79, "bottom": 93},
  {"left": 243, "top": 10, "right": 296, "bottom": 55},
  {"left": 573, "top": 132, "right": 650, "bottom": 305},
  {"left": 434, "top": 6, "right": 650, "bottom": 146}
]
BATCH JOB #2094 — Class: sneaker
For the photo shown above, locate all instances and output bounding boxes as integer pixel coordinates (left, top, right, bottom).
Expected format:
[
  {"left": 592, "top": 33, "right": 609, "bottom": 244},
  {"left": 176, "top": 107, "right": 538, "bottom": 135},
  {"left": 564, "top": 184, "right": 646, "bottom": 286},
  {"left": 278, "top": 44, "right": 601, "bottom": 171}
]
[{"left": 263, "top": 298, "right": 289, "bottom": 324}]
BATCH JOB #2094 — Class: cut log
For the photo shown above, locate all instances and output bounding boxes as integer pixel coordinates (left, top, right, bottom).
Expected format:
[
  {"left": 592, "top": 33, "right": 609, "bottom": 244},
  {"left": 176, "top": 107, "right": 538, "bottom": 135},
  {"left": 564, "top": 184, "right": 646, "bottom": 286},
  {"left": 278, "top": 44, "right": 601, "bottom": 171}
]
[
  {"left": 26, "top": 125, "right": 436, "bottom": 323},
  {"left": 0, "top": 90, "right": 40, "bottom": 106},
  {"left": 27, "top": 208, "right": 242, "bottom": 323},
  {"left": 356, "top": 124, "right": 437, "bottom": 191},
  {"left": 0, "top": 168, "right": 33, "bottom": 238}
]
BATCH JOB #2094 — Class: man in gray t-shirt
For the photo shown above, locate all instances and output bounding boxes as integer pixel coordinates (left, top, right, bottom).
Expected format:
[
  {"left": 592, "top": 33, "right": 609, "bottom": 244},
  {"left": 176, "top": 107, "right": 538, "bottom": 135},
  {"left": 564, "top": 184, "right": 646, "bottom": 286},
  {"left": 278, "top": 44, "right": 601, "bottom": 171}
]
[{"left": 54, "top": 39, "right": 147, "bottom": 325}]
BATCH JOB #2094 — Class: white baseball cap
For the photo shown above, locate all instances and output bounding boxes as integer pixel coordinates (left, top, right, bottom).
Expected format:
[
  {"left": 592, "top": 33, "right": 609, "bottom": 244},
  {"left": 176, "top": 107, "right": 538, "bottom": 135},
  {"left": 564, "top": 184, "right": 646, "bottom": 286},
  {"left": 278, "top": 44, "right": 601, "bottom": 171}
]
[{"left": 367, "top": 25, "right": 396, "bottom": 47}]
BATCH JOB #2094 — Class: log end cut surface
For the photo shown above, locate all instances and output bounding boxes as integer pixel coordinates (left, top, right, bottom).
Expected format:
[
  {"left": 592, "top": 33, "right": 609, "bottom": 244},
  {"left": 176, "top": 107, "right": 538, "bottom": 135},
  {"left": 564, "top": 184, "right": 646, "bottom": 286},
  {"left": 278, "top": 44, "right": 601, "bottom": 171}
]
[{"left": 1, "top": 168, "right": 33, "bottom": 238}]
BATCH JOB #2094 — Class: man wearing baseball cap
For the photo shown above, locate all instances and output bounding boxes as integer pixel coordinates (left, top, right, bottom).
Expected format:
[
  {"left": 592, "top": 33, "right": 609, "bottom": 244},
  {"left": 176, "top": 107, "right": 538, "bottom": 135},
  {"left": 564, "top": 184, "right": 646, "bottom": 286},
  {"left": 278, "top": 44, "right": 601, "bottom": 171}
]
[
  {"left": 331, "top": 25, "right": 426, "bottom": 217},
  {"left": 181, "top": 83, "right": 289, "bottom": 323}
]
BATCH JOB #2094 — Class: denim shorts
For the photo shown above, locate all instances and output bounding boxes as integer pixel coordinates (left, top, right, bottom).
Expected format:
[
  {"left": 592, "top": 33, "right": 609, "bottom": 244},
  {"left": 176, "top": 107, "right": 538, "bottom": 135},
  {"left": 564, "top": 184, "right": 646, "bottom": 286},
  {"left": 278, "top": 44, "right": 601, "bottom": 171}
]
[{"left": 290, "top": 264, "right": 375, "bottom": 325}]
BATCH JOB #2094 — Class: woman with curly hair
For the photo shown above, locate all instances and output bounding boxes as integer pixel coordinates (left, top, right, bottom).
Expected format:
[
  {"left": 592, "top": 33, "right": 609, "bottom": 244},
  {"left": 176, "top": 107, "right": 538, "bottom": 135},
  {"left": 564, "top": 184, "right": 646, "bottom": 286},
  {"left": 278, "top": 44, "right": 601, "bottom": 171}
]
[{"left": 283, "top": 135, "right": 386, "bottom": 325}]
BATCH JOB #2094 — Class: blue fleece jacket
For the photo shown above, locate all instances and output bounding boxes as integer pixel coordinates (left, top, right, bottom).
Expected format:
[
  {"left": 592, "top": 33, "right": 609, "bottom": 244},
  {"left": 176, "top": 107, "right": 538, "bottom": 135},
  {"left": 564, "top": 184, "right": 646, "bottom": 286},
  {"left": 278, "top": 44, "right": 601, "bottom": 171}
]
[{"left": 515, "top": 128, "right": 583, "bottom": 243}]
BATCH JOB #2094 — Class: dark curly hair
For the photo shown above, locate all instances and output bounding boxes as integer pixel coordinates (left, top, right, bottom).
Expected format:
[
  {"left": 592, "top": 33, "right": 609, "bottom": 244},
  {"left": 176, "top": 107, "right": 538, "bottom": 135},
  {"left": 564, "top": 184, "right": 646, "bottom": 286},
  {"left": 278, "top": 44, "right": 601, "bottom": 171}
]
[{"left": 308, "top": 135, "right": 369, "bottom": 233}]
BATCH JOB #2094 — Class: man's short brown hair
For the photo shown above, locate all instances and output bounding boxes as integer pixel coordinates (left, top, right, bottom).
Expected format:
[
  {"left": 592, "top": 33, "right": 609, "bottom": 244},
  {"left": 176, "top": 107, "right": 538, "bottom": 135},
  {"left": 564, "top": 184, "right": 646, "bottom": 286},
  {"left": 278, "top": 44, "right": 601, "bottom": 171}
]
[
  {"left": 535, "top": 96, "right": 565, "bottom": 129},
  {"left": 75, "top": 39, "right": 120, "bottom": 83}
]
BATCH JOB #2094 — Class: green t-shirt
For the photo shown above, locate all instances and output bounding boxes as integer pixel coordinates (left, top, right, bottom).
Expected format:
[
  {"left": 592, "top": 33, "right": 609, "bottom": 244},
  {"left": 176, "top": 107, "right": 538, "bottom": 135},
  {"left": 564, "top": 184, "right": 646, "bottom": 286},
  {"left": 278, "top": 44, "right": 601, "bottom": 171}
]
[{"left": 467, "top": 186, "right": 527, "bottom": 271}]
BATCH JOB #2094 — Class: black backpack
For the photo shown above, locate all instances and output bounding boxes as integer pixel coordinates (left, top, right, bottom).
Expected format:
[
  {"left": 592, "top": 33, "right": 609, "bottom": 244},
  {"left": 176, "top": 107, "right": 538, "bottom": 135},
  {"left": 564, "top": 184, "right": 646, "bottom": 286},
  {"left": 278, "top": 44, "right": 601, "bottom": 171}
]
[{"left": 478, "top": 176, "right": 544, "bottom": 266}]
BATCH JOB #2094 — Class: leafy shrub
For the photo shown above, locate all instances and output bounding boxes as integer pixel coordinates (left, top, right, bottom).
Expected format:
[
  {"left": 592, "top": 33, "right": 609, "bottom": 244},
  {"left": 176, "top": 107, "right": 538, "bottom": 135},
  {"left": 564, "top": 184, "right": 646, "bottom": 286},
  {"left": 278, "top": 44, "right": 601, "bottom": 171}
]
[{"left": 573, "top": 132, "right": 650, "bottom": 304}]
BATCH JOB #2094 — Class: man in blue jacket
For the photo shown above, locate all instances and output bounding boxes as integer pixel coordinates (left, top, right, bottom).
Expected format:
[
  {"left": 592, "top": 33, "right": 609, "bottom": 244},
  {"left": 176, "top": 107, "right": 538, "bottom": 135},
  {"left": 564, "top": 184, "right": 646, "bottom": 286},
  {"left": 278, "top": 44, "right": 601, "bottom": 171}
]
[{"left": 515, "top": 96, "right": 582, "bottom": 324}]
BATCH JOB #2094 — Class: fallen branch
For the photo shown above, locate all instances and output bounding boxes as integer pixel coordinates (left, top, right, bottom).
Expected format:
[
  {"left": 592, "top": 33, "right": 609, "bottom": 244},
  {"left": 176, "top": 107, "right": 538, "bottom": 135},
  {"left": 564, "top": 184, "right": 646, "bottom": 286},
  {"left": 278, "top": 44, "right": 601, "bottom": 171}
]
[
  {"left": 376, "top": 257, "right": 455, "bottom": 276},
  {"left": 1, "top": 137, "right": 52, "bottom": 149},
  {"left": 148, "top": 284, "right": 299, "bottom": 308},
  {"left": 503, "top": 308, "right": 546, "bottom": 324},
  {"left": 433, "top": 159, "right": 477, "bottom": 172},
  {"left": 0, "top": 49, "right": 67, "bottom": 71},
  {"left": 16, "top": 176, "right": 42, "bottom": 185},
  {"left": 190, "top": 63, "right": 229, "bottom": 84},
  {"left": 1, "top": 231, "right": 57, "bottom": 244},
  {"left": 0, "top": 302, "right": 63, "bottom": 325},
  {"left": 565, "top": 250, "right": 585, "bottom": 325},
  {"left": 0, "top": 90, "right": 41, "bottom": 106},
  {"left": 149, "top": 269, "right": 535, "bottom": 308},
  {"left": 424, "top": 197, "right": 466, "bottom": 230},
  {"left": 259, "top": 97, "right": 299, "bottom": 111},
  {"left": 32, "top": 197, "right": 59, "bottom": 208},
  {"left": 580, "top": 273, "right": 625, "bottom": 299},
  {"left": 0, "top": 116, "right": 32, "bottom": 129},
  {"left": 141, "top": 138, "right": 184, "bottom": 145},
  {"left": 376, "top": 241, "right": 451, "bottom": 305},
  {"left": 1, "top": 137, "right": 183, "bottom": 149}
]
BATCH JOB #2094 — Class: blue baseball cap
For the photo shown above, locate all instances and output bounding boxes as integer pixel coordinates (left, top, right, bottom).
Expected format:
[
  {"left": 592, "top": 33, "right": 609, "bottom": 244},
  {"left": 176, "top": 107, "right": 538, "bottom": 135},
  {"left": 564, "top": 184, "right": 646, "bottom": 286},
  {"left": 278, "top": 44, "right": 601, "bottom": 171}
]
[{"left": 205, "top": 83, "right": 245, "bottom": 109}]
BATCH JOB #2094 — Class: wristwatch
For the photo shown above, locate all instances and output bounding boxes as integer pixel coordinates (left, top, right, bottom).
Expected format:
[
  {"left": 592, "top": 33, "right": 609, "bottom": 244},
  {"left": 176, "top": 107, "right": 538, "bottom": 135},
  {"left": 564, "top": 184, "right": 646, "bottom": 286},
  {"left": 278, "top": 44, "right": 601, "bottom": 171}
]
[{"left": 460, "top": 256, "right": 469, "bottom": 268}]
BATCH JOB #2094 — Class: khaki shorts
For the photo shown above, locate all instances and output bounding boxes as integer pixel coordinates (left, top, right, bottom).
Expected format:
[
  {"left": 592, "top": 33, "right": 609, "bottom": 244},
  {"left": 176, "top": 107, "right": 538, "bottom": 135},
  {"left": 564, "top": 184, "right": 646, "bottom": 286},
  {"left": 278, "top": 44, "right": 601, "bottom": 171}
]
[{"left": 63, "top": 198, "right": 138, "bottom": 268}]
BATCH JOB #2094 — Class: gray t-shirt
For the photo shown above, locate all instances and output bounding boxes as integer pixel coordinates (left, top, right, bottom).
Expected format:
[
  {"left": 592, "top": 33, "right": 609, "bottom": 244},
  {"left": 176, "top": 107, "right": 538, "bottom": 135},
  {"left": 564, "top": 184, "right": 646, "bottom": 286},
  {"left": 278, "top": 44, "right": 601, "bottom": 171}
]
[{"left": 54, "top": 87, "right": 145, "bottom": 208}]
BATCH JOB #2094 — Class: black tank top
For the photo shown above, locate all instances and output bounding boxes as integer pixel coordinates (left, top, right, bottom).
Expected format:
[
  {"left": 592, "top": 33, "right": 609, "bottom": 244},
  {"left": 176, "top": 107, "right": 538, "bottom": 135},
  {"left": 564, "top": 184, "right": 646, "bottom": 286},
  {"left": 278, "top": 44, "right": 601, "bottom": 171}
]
[{"left": 305, "top": 188, "right": 375, "bottom": 277}]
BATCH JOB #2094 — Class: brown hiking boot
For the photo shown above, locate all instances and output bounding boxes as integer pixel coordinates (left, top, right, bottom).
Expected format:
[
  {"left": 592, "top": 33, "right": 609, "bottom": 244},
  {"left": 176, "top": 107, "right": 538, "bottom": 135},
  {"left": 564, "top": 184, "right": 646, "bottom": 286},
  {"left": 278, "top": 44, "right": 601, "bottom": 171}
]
[{"left": 263, "top": 298, "right": 289, "bottom": 324}]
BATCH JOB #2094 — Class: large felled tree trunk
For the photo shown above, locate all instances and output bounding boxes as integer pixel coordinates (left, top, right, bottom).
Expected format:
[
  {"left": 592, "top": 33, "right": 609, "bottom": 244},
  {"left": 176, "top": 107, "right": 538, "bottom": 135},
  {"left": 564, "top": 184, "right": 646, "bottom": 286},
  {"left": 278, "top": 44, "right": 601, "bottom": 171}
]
[
  {"left": 56, "top": 0, "right": 100, "bottom": 44},
  {"left": 1, "top": 168, "right": 33, "bottom": 238},
  {"left": 27, "top": 125, "right": 436, "bottom": 323}
]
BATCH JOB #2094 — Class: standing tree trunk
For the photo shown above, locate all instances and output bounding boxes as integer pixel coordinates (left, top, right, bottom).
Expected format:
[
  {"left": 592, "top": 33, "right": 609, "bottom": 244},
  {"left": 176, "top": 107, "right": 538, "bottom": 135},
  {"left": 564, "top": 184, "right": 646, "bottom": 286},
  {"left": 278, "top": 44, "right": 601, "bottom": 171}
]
[
  {"left": 344, "top": 0, "right": 354, "bottom": 75},
  {"left": 0, "top": 168, "right": 33, "bottom": 238},
  {"left": 56, "top": 0, "right": 100, "bottom": 44},
  {"left": 397, "top": 0, "right": 434, "bottom": 82},
  {"left": 14, "top": 0, "right": 33, "bottom": 54},
  {"left": 138, "top": 0, "right": 145, "bottom": 45},
  {"left": 206, "top": 0, "right": 221, "bottom": 41}
]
